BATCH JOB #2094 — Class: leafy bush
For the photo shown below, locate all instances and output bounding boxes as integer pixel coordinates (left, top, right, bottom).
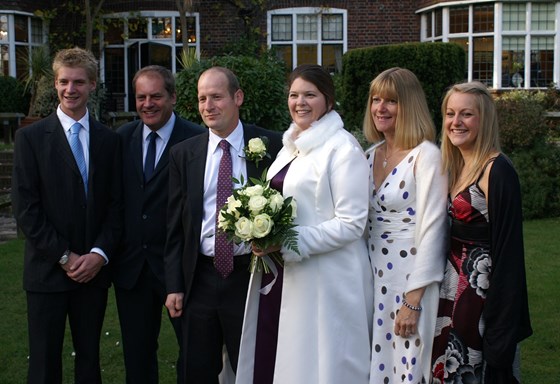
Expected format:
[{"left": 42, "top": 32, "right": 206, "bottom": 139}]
[
  {"left": 509, "top": 142, "right": 560, "bottom": 219},
  {"left": 0, "top": 76, "right": 30, "bottom": 114},
  {"left": 495, "top": 90, "right": 548, "bottom": 153},
  {"left": 175, "top": 54, "right": 290, "bottom": 132},
  {"left": 339, "top": 42, "right": 466, "bottom": 133},
  {"left": 30, "top": 75, "right": 58, "bottom": 117}
]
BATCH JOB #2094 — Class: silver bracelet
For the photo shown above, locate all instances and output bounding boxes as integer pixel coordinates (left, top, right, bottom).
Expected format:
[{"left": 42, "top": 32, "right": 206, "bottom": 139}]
[{"left": 403, "top": 299, "right": 422, "bottom": 312}]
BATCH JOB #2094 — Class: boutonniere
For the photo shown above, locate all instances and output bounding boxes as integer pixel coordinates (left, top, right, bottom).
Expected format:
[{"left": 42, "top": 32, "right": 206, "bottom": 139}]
[{"left": 244, "top": 137, "right": 271, "bottom": 168}]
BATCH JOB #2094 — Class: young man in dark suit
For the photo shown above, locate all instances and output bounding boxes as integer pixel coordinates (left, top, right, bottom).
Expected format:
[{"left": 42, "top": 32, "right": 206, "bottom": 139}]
[
  {"left": 11, "top": 47, "right": 122, "bottom": 384},
  {"left": 113, "top": 65, "right": 204, "bottom": 384},
  {"left": 164, "top": 67, "right": 283, "bottom": 382}
]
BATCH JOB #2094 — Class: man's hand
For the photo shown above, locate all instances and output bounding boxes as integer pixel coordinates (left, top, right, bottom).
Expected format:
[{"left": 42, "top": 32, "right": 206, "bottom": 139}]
[
  {"left": 165, "top": 293, "right": 185, "bottom": 318},
  {"left": 66, "top": 252, "right": 105, "bottom": 283}
]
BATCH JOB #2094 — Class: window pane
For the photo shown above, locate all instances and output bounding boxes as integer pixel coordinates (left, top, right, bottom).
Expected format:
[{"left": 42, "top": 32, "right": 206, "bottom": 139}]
[
  {"left": 502, "top": 37, "right": 525, "bottom": 87},
  {"left": 152, "top": 17, "right": 172, "bottom": 39},
  {"left": 1, "top": 44, "right": 8, "bottom": 76},
  {"left": 473, "top": 37, "right": 494, "bottom": 86},
  {"left": 425, "top": 13, "right": 432, "bottom": 38},
  {"left": 473, "top": 5, "right": 494, "bottom": 33},
  {"left": 128, "top": 18, "right": 147, "bottom": 39},
  {"left": 449, "top": 7, "right": 468, "bottom": 34},
  {"left": 297, "top": 44, "right": 317, "bottom": 66},
  {"left": 322, "top": 14, "right": 342, "bottom": 41},
  {"left": 503, "top": 3, "right": 525, "bottom": 31},
  {"left": 272, "top": 15, "right": 292, "bottom": 41},
  {"left": 0, "top": 15, "right": 8, "bottom": 42},
  {"left": 15, "top": 45, "right": 28, "bottom": 79},
  {"left": 434, "top": 9, "right": 442, "bottom": 37},
  {"left": 449, "top": 38, "right": 468, "bottom": 78},
  {"left": 531, "top": 3, "right": 555, "bottom": 31},
  {"left": 322, "top": 44, "right": 342, "bottom": 73},
  {"left": 273, "top": 45, "right": 292, "bottom": 68},
  {"left": 531, "top": 37, "right": 554, "bottom": 87},
  {"left": 175, "top": 17, "right": 196, "bottom": 44},
  {"left": 297, "top": 15, "right": 317, "bottom": 40},
  {"left": 15, "top": 15, "right": 28, "bottom": 42},
  {"left": 104, "top": 48, "right": 125, "bottom": 111},
  {"left": 105, "top": 19, "right": 124, "bottom": 45},
  {"left": 31, "top": 18, "right": 42, "bottom": 43}
]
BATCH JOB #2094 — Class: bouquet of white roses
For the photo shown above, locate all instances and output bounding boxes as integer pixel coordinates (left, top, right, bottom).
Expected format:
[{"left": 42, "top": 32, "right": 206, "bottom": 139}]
[{"left": 217, "top": 171, "right": 299, "bottom": 273}]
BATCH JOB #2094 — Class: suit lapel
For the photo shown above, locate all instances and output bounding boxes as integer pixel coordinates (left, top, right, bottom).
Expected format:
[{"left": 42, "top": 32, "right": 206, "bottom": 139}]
[
  {"left": 48, "top": 115, "right": 83, "bottom": 179},
  {"left": 188, "top": 133, "right": 209, "bottom": 237},
  {"left": 130, "top": 121, "right": 145, "bottom": 183}
]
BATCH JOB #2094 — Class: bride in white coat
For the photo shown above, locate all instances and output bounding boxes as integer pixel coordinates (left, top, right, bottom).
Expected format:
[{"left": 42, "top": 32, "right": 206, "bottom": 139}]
[{"left": 235, "top": 65, "right": 374, "bottom": 384}]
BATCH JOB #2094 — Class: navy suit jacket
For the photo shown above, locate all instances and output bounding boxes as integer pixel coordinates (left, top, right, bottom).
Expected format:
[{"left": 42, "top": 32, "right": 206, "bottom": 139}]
[
  {"left": 113, "top": 115, "right": 205, "bottom": 289},
  {"left": 12, "top": 112, "right": 122, "bottom": 292},
  {"left": 164, "top": 123, "right": 283, "bottom": 301}
]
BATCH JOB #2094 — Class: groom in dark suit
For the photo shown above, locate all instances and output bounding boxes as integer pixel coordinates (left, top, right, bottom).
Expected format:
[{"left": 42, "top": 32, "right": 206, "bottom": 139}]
[
  {"left": 11, "top": 47, "right": 122, "bottom": 383},
  {"left": 164, "top": 66, "right": 282, "bottom": 382},
  {"left": 113, "top": 65, "right": 204, "bottom": 384}
]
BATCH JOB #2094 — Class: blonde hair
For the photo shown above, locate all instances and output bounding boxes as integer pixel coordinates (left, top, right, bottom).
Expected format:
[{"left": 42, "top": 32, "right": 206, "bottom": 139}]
[
  {"left": 363, "top": 67, "right": 435, "bottom": 148},
  {"left": 441, "top": 81, "right": 501, "bottom": 191},
  {"left": 52, "top": 47, "right": 98, "bottom": 82}
]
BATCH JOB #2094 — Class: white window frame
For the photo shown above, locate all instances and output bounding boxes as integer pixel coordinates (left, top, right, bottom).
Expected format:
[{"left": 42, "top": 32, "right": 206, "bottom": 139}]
[{"left": 267, "top": 7, "right": 348, "bottom": 71}]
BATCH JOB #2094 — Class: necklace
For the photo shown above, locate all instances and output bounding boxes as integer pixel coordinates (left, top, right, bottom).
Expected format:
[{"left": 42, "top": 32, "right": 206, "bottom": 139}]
[{"left": 382, "top": 144, "right": 396, "bottom": 168}]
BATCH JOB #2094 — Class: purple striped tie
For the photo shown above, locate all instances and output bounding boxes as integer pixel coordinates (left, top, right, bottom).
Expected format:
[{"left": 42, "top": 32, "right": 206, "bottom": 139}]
[{"left": 214, "top": 140, "right": 234, "bottom": 278}]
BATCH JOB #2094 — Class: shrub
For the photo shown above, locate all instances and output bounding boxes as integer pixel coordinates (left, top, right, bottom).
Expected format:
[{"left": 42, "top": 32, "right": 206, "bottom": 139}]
[
  {"left": 339, "top": 42, "right": 466, "bottom": 134},
  {"left": 0, "top": 76, "right": 30, "bottom": 114},
  {"left": 495, "top": 90, "right": 548, "bottom": 153},
  {"left": 175, "top": 54, "right": 290, "bottom": 132}
]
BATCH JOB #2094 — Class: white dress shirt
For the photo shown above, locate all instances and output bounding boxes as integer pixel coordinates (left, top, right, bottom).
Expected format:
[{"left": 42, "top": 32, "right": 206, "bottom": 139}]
[{"left": 142, "top": 113, "right": 176, "bottom": 169}]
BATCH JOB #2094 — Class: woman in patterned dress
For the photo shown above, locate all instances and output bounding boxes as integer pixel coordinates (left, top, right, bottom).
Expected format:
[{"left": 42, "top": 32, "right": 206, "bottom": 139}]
[
  {"left": 431, "top": 82, "right": 532, "bottom": 383},
  {"left": 363, "top": 67, "right": 448, "bottom": 383}
]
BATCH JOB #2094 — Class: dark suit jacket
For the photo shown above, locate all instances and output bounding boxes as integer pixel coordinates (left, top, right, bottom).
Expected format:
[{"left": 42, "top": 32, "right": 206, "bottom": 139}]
[
  {"left": 113, "top": 115, "right": 205, "bottom": 289},
  {"left": 164, "top": 123, "right": 282, "bottom": 301},
  {"left": 12, "top": 112, "right": 122, "bottom": 292}
]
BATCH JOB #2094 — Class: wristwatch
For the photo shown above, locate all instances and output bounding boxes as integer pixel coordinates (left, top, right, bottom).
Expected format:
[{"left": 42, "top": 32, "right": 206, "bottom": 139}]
[{"left": 59, "top": 250, "right": 71, "bottom": 265}]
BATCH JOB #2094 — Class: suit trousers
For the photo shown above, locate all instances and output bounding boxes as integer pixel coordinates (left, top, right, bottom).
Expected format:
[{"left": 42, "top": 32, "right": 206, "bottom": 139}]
[
  {"left": 114, "top": 262, "right": 184, "bottom": 384},
  {"left": 181, "top": 254, "right": 251, "bottom": 383},
  {"left": 26, "top": 285, "right": 108, "bottom": 384}
]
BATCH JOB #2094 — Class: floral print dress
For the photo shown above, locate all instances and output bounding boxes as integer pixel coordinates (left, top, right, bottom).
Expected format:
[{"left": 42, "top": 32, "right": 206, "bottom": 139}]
[{"left": 431, "top": 178, "right": 492, "bottom": 383}]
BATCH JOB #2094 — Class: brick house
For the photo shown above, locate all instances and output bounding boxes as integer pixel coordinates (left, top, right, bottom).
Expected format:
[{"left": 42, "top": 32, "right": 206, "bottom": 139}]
[{"left": 1, "top": 0, "right": 559, "bottom": 112}]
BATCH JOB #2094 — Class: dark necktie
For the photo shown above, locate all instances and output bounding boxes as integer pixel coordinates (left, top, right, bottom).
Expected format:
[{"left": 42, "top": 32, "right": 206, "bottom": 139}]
[
  {"left": 69, "top": 122, "right": 88, "bottom": 196},
  {"left": 214, "top": 139, "right": 234, "bottom": 278},
  {"left": 144, "top": 131, "right": 158, "bottom": 182}
]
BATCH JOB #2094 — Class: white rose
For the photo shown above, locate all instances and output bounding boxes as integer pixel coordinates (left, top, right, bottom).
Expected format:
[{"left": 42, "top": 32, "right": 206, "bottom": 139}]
[
  {"left": 252, "top": 214, "right": 273, "bottom": 238},
  {"left": 248, "top": 138, "right": 266, "bottom": 154},
  {"left": 217, "top": 210, "right": 228, "bottom": 230},
  {"left": 244, "top": 184, "right": 264, "bottom": 197},
  {"left": 234, "top": 217, "right": 253, "bottom": 241},
  {"left": 226, "top": 196, "right": 242, "bottom": 217},
  {"left": 269, "top": 193, "right": 284, "bottom": 213},
  {"left": 248, "top": 195, "right": 268, "bottom": 214}
]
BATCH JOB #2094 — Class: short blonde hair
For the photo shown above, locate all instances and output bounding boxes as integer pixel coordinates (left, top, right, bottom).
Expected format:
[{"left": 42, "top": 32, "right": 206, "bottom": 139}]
[
  {"left": 440, "top": 81, "right": 501, "bottom": 190},
  {"left": 52, "top": 47, "right": 98, "bottom": 82},
  {"left": 363, "top": 67, "right": 435, "bottom": 148}
]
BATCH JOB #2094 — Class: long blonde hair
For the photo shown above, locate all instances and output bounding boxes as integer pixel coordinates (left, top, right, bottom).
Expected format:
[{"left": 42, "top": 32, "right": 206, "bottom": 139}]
[
  {"left": 441, "top": 81, "right": 501, "bottom": 191},
  {"left": 363, "top": 67, "right": 435, "bottom": 148}
]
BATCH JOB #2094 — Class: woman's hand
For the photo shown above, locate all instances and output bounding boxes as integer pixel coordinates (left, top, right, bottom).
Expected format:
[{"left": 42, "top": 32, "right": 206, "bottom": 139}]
[
  {"left": 394, "top": 306, "right": 421, "bottom": 338},
  {"left": 252, "top": 243, "right": 281, "bottom": 257}
]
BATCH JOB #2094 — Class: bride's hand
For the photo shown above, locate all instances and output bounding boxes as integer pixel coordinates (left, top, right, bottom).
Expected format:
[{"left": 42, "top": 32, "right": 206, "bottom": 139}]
[{"left": 252, "top": 244, "right": 282, "bottom": 257}]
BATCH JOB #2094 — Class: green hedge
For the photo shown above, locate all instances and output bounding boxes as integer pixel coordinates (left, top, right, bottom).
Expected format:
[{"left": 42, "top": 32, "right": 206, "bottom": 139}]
[
  {"left": 175, "top": 54, "right": 290, "bottom": 132},
  {"left": 495, "top": 90, "right": 560, "bottom": 219},
  {"left": 340, "top": 42, "right": 466, "bottom": 133},
  {"left": 0, "top": 76, "right": 30, "bottom": 114}
]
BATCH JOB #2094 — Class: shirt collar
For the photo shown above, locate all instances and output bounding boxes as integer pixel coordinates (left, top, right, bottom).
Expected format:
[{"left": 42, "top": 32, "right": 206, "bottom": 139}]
[
  {"left": 57, "top": 105, "right": 90, "bottom": 133},
  {"left": 208, "top": 120, "right": 244, "bottom": 154},
  {"left": 143, "top": 112, "right": 176, "bottom": 142}
]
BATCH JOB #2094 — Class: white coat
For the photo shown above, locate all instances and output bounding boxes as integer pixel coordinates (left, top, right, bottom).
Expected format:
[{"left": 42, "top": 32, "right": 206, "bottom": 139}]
[{"left": 236, "top": 110, "right": 374, "bottom": 384}]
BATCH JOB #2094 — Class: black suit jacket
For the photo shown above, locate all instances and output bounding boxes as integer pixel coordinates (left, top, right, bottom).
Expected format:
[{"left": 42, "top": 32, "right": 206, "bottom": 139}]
[
  {"left": 12, "top": 112, "right": 122, "bottom": 292},
  {"left": 113, "top": 115, "right": 205, "bottom": 289},
  {"left": 164, "top": 123, "right": 282, "bottom": 301}
]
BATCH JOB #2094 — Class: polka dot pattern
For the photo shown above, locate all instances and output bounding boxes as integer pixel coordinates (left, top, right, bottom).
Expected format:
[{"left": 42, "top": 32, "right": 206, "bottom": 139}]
[{"left": 367, "top": 144, "right": 425, "bottom": 383}]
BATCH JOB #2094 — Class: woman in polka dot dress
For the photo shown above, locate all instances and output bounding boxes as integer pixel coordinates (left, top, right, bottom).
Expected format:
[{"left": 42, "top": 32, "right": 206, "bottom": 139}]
[{"left": 362, "top": 68, "right": 448, "bottom": 383}]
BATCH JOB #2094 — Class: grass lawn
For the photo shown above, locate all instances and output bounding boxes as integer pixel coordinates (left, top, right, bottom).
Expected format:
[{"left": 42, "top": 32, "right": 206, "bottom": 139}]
[{"left": 0, "top": 217, "right": 558, "bottom": 383}]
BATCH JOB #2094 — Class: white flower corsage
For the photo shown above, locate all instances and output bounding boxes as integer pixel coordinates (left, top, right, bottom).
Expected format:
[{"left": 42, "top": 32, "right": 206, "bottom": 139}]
[{"left": 244, "top": 137, "right": 271, "bottom": 168}]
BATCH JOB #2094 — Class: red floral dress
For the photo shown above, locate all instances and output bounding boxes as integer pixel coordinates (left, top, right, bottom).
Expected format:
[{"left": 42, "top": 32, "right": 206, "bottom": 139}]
[{"left": 431, "top": 181, "right": 491, "bottom": 383}]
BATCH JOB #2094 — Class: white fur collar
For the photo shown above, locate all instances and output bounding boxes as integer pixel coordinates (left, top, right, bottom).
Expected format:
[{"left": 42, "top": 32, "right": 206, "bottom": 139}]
[{"left": 282, "top": 110, "right": 344, "bottom": 156}]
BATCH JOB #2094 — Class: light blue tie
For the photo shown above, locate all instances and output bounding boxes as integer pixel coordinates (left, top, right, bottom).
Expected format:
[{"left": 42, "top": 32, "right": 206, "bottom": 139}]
[{"left": 69, "top": 122, "right": 88, "bottom": 195}]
